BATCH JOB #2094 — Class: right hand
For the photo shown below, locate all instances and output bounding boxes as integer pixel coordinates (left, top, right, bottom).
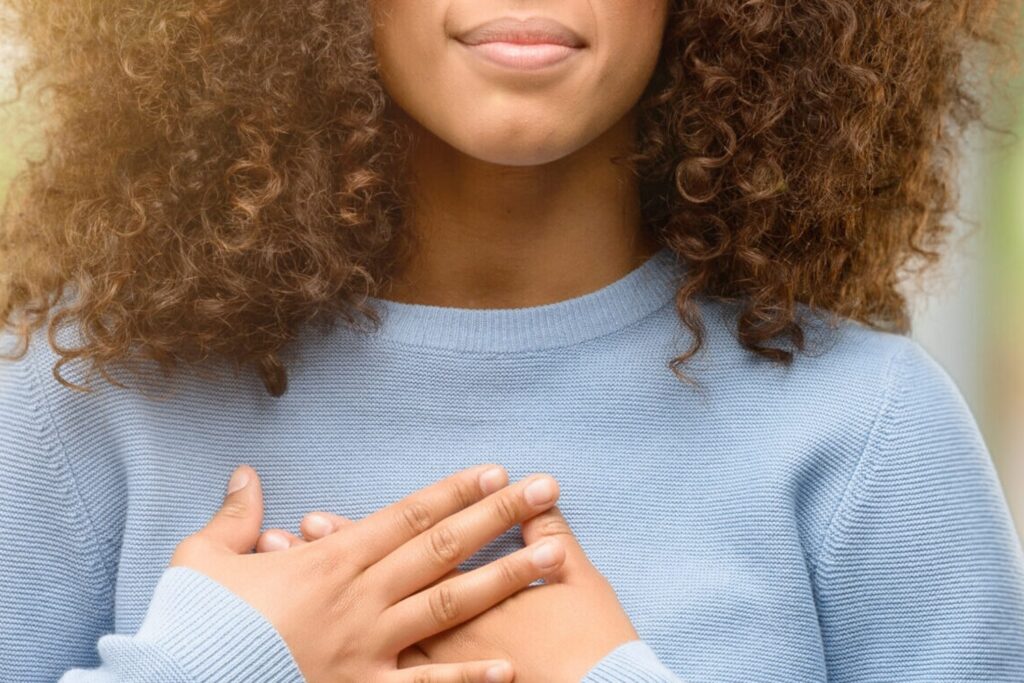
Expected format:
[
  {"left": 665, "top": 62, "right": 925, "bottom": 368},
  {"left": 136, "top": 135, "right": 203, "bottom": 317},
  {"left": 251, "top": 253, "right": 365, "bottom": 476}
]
[{"left": 169, "top": 462, "right": 566, "bottom": 683}]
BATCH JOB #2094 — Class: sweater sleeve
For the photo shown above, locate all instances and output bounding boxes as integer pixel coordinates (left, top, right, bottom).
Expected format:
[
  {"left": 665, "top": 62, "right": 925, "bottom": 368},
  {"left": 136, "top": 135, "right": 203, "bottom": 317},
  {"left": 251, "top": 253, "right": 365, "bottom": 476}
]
[
  {"left": 62, "top": 567, "right": 306, "bottom": 682},
  {"left": 581, "top": 640, "right": 686, "bottom": 682},
  {"left": 810, "top": 338, "right": 1024, "bottom": 682},
  {"left": 0, "top": 348, "right": 305, "bottom": 683}
]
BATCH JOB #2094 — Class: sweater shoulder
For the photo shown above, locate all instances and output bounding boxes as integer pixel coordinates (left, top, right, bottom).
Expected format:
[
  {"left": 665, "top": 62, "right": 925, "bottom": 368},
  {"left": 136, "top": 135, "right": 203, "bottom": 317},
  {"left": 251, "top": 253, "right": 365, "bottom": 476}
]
[
  {"left": 646, "top": 297, "right": 920, "bottom": 398},
  {"left": 655, "top": 300, "right": 964, "bottom": 561},
  {"left": 0, "top": 324, "right": 131, "bottom": 572}
]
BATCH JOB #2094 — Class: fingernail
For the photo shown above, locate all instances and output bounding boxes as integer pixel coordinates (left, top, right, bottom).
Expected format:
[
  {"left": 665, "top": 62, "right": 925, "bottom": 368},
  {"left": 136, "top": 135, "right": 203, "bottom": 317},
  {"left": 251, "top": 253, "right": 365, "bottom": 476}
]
[
  {"left": 227, "top": 466, "right": 249, "bottom": 494},
  {"left": 263, "top": 532, "right": 290, "bottom": 552},
  {"left": 478, "top": 466, "right": 506, "bottom": 495},
  {"left": 485, "top": 661, "right": 511, "bottom": 683},
  {"left": 524, "top": 476, "right": 556, "bottom": 506},
  {"left": 306, "top": 513, "right": 333, "bottom": 537},
  {"left": 531, "top": 539, "right": 561, "bottom": 569}
]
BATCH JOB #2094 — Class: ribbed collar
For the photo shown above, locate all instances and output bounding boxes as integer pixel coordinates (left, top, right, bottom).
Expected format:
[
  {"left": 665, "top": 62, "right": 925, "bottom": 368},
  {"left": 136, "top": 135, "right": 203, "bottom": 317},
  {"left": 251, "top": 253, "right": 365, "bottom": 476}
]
[{"left": 355, "top": 246, "right": 684, "bottom": 353}]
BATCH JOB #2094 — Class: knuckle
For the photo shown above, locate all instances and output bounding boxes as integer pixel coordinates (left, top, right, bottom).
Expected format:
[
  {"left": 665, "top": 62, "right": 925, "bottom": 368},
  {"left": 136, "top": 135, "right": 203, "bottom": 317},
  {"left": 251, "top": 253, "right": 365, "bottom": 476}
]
[
  {"left": 497, "top": 556, "right": 524, "bottom": 586},
  {"left": 427, "top": 583, "right": 460, "bottom": 626},
  {"left": 490, "top": 492, "right": 520, "bottom": 527},
  {"left": 297, "top": 528, "right": 354, "bottom": 578},
  {"left": 412, "top": 672, "right": 433, "bottom": 683},
  {"left": 450, "top": 475, "right": 479, "bottom": 510},
  {"left": 400, "top": 501, "right": 433, "bottom": 535},
  {"left": 427, "top": 525, "right": 462, "bottom": 565},
  {"left": 317, "top": 534, "right": 361, "bottom": 578},
  {"left": 537, "top": 515, "right": 573, "bottom": 538},
  {"left": 307, "top": 545, "right": 341, "bottom": 578},
  {"left": 219, "top": 500, "right": 248, "bottom": 520}
]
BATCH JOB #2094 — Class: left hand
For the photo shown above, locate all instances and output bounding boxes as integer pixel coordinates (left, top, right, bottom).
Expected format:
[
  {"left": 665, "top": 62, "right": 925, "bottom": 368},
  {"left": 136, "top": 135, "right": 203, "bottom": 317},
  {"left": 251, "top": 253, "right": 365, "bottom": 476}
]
[{"left": 258, "top": 500, "right": 640, "bottom": 683}]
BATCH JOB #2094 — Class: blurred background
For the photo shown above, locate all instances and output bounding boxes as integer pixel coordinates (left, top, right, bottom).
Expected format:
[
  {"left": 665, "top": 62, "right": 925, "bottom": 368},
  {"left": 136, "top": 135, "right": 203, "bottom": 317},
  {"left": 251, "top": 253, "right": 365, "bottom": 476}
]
[
  {"left": 0, "top": 24, "right": 1021, "bottom": 539},
  {"left": 911, "top": 56, "right": 1024, "bottom": 538}
]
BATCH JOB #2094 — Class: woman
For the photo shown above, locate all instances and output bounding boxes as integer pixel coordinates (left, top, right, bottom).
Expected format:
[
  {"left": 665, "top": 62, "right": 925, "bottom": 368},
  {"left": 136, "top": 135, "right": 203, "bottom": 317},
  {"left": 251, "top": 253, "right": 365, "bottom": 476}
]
[{"left": 1, "top": 0, "right": 1022, "bottom": 681}]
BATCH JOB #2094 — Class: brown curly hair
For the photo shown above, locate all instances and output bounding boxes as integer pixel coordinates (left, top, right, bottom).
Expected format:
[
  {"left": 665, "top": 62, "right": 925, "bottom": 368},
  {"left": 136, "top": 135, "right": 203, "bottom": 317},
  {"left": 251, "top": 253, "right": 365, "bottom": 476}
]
[{"left": 0, "top": 0, "right": 1021, "bottom": 397}]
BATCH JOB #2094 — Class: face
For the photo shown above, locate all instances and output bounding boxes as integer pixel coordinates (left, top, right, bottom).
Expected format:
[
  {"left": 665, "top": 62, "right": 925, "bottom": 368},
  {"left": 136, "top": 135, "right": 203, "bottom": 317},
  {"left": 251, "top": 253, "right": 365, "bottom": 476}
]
[{"left": 370, "top": 1, "right": 670, "bottom": 167}]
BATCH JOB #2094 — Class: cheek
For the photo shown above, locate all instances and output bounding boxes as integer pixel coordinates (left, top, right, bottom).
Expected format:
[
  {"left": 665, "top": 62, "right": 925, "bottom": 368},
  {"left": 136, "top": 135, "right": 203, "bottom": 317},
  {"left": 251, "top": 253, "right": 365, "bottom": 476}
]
[
  {"left": 373, "top": 16, "right": 445, "bottom": 112},
  {"left": 595, "top": 44, "right": 661, "bottom": 115},
  {"left": 594, "top": 6, "right": 667, "bottom": 98}
]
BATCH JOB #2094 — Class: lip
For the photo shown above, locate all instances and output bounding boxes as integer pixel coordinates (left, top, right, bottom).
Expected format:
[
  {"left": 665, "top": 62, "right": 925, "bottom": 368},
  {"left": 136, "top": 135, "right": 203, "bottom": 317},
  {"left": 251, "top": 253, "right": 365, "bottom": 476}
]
[
  {"left": 455, "top": 16, "right": 587, "bottom": 48},
  {"left": 454, "top": 16, "right": 586, "bottom": 71}
]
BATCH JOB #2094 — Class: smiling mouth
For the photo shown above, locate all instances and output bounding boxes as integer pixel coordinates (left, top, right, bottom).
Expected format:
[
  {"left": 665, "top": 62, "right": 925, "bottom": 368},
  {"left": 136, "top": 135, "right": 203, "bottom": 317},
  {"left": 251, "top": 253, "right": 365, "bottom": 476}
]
[{"left": 453, "top": 16, "right": 587, "bottom": 71}]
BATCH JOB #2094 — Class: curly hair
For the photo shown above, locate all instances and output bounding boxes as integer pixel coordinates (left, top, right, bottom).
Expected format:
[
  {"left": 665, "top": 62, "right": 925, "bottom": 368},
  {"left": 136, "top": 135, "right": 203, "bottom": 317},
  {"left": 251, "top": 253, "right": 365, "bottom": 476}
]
[{"left": 0, "top": 0, "right": 1020, "bottom": 397}]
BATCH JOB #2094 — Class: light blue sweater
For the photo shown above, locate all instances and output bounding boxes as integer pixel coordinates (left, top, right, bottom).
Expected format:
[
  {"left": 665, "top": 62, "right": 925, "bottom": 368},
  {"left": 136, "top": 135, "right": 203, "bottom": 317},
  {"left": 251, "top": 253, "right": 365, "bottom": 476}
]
[{"left": 1, "top": 246, "right": 1022, "bottom": 682}]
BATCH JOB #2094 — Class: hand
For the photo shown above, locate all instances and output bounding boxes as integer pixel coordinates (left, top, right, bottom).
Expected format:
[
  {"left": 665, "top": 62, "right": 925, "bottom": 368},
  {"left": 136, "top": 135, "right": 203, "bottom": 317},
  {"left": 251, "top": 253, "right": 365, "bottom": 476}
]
[
  {"left": 259, "top": 492, "right": 639, "bottom": 683},
  {"left": 171, "top": 462, "right": 568, "bottom": 683}
]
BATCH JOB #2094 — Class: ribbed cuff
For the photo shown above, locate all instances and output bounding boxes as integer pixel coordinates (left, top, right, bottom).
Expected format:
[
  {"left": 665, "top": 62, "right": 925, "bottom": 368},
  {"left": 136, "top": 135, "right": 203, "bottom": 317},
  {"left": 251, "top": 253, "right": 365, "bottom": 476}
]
[
  {"left": 581, "top": 639, "right": 683, "bottom": 683},
  {"left": 134, "top": 566, "right": 305, "bottom": 682}
]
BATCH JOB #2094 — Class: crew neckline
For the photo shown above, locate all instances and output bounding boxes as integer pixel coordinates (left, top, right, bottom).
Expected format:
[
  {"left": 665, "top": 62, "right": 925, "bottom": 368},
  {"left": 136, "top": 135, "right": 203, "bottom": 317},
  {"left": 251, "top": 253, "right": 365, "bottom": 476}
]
[{"left": 354, "top": 246, "right": 684, "bottom": 353}]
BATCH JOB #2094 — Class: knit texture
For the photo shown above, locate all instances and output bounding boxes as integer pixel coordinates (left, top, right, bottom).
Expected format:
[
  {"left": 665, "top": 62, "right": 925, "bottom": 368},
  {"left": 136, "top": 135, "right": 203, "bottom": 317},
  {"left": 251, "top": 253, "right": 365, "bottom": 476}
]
[{"left": 1, "top": 246, "right": 1022, "bottom": 682}]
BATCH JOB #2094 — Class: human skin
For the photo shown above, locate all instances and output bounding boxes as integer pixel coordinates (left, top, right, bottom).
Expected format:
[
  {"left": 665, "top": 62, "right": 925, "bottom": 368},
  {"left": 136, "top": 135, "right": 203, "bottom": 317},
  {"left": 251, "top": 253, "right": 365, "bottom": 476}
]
[
  {"left": 370, "top": 0, "right": 670, "bottom": 309},
  {"left": 169, "top": 463, "right": 572, "bottom": 683},
  {"left": 258, "top": 505, "right": 641, "bottom": 683},
  {"left": 254, "top": 1, "right": 671, "bottom": 679}
]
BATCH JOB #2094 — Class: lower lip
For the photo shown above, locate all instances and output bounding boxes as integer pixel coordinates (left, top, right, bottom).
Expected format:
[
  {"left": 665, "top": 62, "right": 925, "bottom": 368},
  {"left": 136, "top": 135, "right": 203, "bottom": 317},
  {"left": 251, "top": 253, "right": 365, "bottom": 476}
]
[{"left": 457, "top": 40, "right": 582, "bottom": 70}]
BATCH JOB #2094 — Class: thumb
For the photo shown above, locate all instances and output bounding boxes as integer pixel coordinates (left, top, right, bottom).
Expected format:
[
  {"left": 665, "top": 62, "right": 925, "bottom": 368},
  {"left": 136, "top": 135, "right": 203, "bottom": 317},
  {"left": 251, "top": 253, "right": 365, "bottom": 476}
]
[
  {"left": 520, "top": 504, "right": 594, "bottom": 584},
  {"left": 201, "top": 464, "right": 264, "bottom": 554}
]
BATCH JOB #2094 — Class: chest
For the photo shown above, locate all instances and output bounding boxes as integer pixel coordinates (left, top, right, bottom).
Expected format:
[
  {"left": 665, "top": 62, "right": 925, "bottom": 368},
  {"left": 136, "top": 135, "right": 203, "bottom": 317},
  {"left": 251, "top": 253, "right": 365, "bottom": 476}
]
[{"left": 108, "top": 423, "right": 829, "bottom": 681}]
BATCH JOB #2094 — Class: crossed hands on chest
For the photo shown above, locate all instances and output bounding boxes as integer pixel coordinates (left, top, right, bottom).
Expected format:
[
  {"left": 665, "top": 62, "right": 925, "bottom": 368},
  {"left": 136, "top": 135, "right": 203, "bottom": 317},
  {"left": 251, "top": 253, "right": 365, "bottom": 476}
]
[{"left": 170, "top": 463, "right": 639, "bottom": 683}]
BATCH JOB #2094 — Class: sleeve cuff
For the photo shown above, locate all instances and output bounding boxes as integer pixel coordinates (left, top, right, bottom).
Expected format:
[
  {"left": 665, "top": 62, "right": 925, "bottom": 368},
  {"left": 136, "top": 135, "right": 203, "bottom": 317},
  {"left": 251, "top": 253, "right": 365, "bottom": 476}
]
[
  {"left": 133, "top": 565, "right": 305, "bottom": 682},
  {"left": 581, "top": 639, "right": 684, "bottom": 683}
]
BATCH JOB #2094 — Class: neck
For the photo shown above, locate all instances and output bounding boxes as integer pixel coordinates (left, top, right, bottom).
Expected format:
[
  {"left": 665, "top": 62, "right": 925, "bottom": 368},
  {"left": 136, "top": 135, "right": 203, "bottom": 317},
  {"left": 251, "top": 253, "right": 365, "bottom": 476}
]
[{"left": 380, "top": 107, "right": 662, "bottom": 309}]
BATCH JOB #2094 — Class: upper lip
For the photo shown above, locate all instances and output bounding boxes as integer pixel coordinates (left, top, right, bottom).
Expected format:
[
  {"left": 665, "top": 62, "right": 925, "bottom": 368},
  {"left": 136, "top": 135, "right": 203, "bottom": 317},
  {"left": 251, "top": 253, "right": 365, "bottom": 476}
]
[{"left": 455, "top": 16, "right": 586, "bottom": 48}]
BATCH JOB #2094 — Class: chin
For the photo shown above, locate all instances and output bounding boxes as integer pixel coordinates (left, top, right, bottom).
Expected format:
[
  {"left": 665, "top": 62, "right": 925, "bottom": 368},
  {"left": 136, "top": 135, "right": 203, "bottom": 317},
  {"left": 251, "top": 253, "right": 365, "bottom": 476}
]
[
  {"left": 466, "top": 146, "right": 571, "bottom": 167},
  {"left": 448, "top": 125, "right": 584, "bottom": 167}
]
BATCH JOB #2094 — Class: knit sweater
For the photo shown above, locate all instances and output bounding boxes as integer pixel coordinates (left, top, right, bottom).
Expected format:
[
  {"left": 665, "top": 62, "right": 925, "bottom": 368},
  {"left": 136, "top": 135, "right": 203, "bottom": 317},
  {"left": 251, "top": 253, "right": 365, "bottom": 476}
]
[{"left": 1, "top": 246, "right": 1022, "bottom": 682}]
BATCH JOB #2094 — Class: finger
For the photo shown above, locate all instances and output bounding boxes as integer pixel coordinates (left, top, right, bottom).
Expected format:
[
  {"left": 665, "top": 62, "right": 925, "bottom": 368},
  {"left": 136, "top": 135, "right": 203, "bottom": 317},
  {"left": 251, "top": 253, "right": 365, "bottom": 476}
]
[
  {"left": 200, "top": 464, "right": 264, "bottom": 554},
  {"left": 330, "top": 463, "right": 509, "bottom": 569},
  {"left": 519, "top": 504, "right": 592, "bottom": 583},
  {"left": 420, "top": 566, "right": 462, "bottom": 590},
  {"left": 392, "top": 566, "right": 464, "bottom": 597},
  {"left": 300, "top": 511, "right": 353, "bottom": 540},
  {"left": 389, "top": 659, "right": 513, "bottom": 683},
  {"left": 381, "top": 535, "right": 565, "bottom": 651},
  {"left": 256, "top": 528, "right": 305, "bottom": 553},
  {"left": 371, "top": 472, "right": 559, "bottom": 602}
]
